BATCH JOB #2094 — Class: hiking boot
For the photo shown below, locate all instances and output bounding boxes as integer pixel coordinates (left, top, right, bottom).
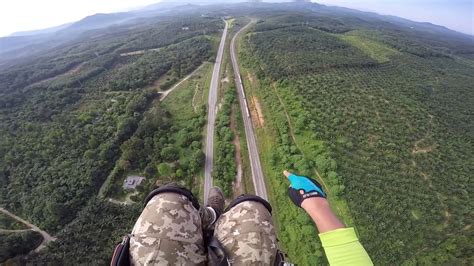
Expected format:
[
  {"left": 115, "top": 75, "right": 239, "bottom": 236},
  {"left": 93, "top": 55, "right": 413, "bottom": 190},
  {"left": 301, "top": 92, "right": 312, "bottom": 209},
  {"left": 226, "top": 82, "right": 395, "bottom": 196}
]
[{"left": 207, "top": 186, "right": 225, "bottom": 217}]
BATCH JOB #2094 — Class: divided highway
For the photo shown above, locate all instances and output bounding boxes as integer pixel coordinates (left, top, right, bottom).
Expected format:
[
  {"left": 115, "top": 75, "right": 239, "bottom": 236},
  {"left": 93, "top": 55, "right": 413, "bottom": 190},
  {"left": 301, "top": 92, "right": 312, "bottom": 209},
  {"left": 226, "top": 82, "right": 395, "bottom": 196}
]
[
  {"left": 204, "top": 20, "right": 228, "bottom": 204},
  {"left": 230, "top": 21, "right": 268, "bottom": 200}
]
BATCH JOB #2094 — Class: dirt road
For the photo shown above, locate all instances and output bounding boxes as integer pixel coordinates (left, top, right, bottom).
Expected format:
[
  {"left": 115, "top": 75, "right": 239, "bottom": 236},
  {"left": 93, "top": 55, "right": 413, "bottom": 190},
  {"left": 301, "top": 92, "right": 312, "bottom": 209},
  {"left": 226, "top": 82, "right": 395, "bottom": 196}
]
[
  {"left": 203, "top": 20, "right": 229, "bottom": 204},
  {"left": 0, "top": 228, "right": 31, "bottom": 233},
  {"left": 0, "top": 207, "right": 57, "bottom": 252},
  {"left": 159, "top": 63, "right": 205, "bottom": 102},
  {"left": 230, "top": 20, "right": 268, "bottom": 200}
]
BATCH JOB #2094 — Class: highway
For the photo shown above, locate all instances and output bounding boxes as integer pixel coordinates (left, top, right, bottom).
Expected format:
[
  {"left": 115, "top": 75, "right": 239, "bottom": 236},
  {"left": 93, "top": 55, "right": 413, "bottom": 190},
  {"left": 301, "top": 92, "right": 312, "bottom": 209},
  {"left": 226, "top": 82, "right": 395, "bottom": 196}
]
[
  {"left": 230, "top": 20, "right": 268, "bottom": 200},
  {"left": 204, "top": 20, "right": 228, "bottom": 204}
]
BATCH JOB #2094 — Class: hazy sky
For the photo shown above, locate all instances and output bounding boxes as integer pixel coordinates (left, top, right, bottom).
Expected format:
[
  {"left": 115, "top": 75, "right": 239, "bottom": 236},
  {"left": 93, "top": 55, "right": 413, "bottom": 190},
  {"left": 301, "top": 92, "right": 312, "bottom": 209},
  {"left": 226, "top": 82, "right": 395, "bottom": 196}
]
[
  {"left": 0, "top": 0, "right": 472, "bottom": 37},
  {"left": 0, "top": 0, "right": 159, "bottom": 37},
  {"left": 317, "top": 0, "right": 473, "bottom": 35}
]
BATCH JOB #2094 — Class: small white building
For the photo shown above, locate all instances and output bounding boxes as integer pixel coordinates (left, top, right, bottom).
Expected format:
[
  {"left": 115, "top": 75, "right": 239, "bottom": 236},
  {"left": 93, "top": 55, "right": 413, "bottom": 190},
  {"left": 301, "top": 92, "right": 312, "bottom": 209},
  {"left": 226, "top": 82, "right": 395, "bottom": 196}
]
[{"left": 123, "top": 176, "right": 145, "bottom": 190}]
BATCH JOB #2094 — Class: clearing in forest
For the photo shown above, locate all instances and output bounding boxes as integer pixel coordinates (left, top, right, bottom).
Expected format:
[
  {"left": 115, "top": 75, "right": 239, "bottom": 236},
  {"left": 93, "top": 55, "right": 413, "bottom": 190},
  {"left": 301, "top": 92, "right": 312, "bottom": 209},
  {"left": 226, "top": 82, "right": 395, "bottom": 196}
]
[
  {"left": 250, "top": 96, "right": 265, "bottom": 127},
  {"left": 339, "top": 31, "right": 400, "bottom": 63}
]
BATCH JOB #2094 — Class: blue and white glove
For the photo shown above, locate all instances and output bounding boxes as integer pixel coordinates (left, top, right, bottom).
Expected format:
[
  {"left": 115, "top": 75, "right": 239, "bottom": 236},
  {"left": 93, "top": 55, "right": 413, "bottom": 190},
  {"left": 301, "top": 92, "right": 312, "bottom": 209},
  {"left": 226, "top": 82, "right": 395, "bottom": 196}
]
[{"left": 285, "top": 171, "right": 326, "bottom": 207}]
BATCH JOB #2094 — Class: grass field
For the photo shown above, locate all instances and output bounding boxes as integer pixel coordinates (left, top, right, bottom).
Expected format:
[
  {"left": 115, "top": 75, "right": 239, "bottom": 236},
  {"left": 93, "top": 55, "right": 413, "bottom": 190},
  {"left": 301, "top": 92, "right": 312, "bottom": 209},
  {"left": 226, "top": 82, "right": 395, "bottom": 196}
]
[{"left": 339, "top": 30, "right": 401, "bottom": 63}]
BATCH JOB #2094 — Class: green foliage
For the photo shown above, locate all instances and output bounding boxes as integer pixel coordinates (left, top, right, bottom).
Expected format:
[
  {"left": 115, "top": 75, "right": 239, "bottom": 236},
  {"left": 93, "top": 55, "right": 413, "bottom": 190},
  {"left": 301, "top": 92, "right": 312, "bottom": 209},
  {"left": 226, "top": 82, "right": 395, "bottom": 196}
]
[
  {"left": 0, "top": 214, "right": 28, "bottom": 230},
  {"left": 254, "top": 13, "right": 353, "bottom": 33},
  {"left": 1, "top": 5, "right": 473, "bottom": 265},
  {"left": 237, "top": 75, "right": 333, "bottom": 265},
  {"left": 26, "top": 199, "right": 140, "bottom": 265},
  {"left": 160, "top": 77, "right": 179, "bottom": 91},
  {"left": 339, "top": 32, "right": 400, "bottom": 63},
  {"left": 105, "top": 97, "right": 206, "bottom": 199},
  {"left": 157, "top": 163, "right": 172, "bottom": 177},
  {"left": 0, "top": 14, "right": 218, "bottom": 262},
  {"left": 116, "top": 17, "right": 222, "bottom": 53},
  {"left": 0, "top": 85, "right": 157, "bottom": 231},
  {"left": 104, "top": 61, "right": 212, "bottom": 200},
  {"left": 402, "top": 235, "right": 474, "bottom": 265},
  {"left": 354, "top": 28, "right": 474, "bottom": 58},
  {"left": 245, "top": 26, "right": 376, "bottom": 79},
  {"left": 0, "top": 231, "right": 43, "bottom": 263},
  {"left": 242, "top": 13, "right": 473, "bottom": 265},
  {"left": 0, "top": 16, "right": 221, "bottom": 94},
  {"left": 108, "top": 37, "right": 213, "bottom": 91},
  {"left": 286, "top": 63, "right": 472, "bottom": 265},
  {"left": 161, "top": 146, "right": 180, "bottom": 162},
  {"left": 213, "top": 87, "right": 237, "bottom": 197}
]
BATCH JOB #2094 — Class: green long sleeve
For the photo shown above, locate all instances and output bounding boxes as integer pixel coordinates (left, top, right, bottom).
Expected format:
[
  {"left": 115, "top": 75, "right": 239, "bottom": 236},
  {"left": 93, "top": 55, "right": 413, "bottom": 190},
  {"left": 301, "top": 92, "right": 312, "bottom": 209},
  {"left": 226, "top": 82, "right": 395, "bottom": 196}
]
[{"left": 319, "top": 228, "right": 373, "bottom": 266}]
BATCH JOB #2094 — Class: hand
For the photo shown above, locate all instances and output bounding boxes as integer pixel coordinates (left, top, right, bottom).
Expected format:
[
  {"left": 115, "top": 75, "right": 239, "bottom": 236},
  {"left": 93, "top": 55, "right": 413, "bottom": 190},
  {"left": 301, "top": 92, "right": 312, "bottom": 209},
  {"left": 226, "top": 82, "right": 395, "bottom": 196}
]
[{"left": 283, "top": 170, "right": 326, "bottom": 208}]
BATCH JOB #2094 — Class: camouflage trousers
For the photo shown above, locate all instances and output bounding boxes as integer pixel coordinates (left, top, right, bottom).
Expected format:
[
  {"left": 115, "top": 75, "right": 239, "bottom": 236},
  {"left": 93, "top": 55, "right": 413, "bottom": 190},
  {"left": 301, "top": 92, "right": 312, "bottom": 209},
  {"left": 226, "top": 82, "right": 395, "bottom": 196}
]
[{"left": 129, "top": 192, "right": 277, "bottom": 265}]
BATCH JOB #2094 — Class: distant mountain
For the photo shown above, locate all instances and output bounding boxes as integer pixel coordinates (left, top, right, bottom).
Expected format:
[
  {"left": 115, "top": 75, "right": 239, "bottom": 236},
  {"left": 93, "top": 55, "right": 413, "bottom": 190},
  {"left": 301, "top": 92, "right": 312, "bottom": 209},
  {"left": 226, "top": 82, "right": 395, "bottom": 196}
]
[
  {"left": 9, "top": 23, "right": 73, "bottom": 37},
  {"left": 160, "top": 0, "right": 241, "bottom": 3},
  {"left": 1, "top": 1, "right": 472, "bottom": 67},
  {"left": 299, "top": 3, "right": 474, "bottom": 39},
  {"left": 0, "top": 13, "right": 135, "bottom": 57},
  {"left": 64, "top": 13, "right": 137, "bottom": 33},
  {"left": 8, "top": 13, "right": 137, "bottom": 38},
  {"left": 0, "top": 34, "right": 54, "bottom": 56},
  {"left": 381, "top": 14, "right": 474, "bottom": 40},
  {"left": 0, "top": 7, "right": 168, "bottom": 60}
]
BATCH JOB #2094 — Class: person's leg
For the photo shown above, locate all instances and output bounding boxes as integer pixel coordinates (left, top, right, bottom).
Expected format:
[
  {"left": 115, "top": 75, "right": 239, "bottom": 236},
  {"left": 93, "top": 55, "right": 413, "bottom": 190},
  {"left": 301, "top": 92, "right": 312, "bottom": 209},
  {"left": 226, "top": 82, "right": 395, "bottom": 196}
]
[
  {"left": 214, "top": 195, "right": 278, "bottom": 265},
  {"left": 129, "top": 188, "right": 209, "bottom": 265}
]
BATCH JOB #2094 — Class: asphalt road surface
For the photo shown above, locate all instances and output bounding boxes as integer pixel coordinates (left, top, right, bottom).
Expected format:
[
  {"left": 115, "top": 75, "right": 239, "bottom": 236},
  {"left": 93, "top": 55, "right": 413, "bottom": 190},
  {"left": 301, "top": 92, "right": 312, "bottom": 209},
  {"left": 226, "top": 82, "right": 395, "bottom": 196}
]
[
  {"left": 230, "top": 20, "right": 268, "bottom": 200},
  {"left": 204, "top": 20, "right": 228, "bottom": 204}
]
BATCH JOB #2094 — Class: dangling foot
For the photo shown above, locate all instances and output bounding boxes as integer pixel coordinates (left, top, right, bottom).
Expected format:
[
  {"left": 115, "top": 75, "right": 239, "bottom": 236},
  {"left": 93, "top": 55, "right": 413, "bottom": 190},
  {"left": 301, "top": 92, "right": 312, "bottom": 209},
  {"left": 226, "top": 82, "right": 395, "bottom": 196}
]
[{"left": 207, "top": 186, "right": 225, "bottom": 223}]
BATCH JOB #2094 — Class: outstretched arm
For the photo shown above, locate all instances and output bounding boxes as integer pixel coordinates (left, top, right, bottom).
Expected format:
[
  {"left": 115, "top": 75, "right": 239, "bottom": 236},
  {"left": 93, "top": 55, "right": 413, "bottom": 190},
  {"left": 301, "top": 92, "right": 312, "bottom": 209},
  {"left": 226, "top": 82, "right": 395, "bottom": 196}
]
[
  {"left": 284, "top": 170, "right": 373, "bottom": 266},
  {"left": 301, "top": 197, "right": 344, "bottom": 233}
]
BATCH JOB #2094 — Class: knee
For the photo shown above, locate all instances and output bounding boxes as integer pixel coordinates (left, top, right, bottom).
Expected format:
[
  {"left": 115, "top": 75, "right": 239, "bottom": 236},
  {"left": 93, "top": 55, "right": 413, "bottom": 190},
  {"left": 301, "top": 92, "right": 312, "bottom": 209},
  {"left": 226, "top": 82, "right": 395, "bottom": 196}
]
[
  {"left": 133, "top": 192, "right": 202, "bottom": 238},
  {"left": 217, "top": 195, "right": 274, "bottom": 233},
  {"left": 225, "top": 194, "right": 272, "bottom": 215},
  {"left": 144, "top": 183, "right": 200, "bottom": 210},
  {"left": 145, "top": 192, "right": 192, "bottom": 210},
  {"left": 214, "top": 196, "right": 278, "bottom": 265}
]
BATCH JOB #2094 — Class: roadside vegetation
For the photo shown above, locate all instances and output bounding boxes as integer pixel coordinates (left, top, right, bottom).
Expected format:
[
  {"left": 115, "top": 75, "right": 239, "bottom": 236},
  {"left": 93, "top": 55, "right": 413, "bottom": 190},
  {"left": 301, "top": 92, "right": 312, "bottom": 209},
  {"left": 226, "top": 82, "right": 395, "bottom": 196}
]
[
  {"left": 101, "top": 62, "right": 214, "bottom": 202},
  {"left": 211, "top": 18, "right": 251, "bottom": 198},
  {"left": 213, "top": 87, "right": 237, "bottom": 197},
  {"left": 159, "top": 63, "right": 212, "bottom": 196}
]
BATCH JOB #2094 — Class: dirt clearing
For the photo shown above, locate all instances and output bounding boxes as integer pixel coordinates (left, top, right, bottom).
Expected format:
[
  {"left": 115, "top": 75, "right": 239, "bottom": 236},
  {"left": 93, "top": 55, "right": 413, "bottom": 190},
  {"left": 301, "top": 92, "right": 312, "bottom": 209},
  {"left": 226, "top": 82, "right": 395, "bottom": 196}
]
[
  {"left": 247, "top": 73, "right": 256, "bottom": 87},
  {"left": 249, "top": 96, "right": 264, "bottom": 127}
]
